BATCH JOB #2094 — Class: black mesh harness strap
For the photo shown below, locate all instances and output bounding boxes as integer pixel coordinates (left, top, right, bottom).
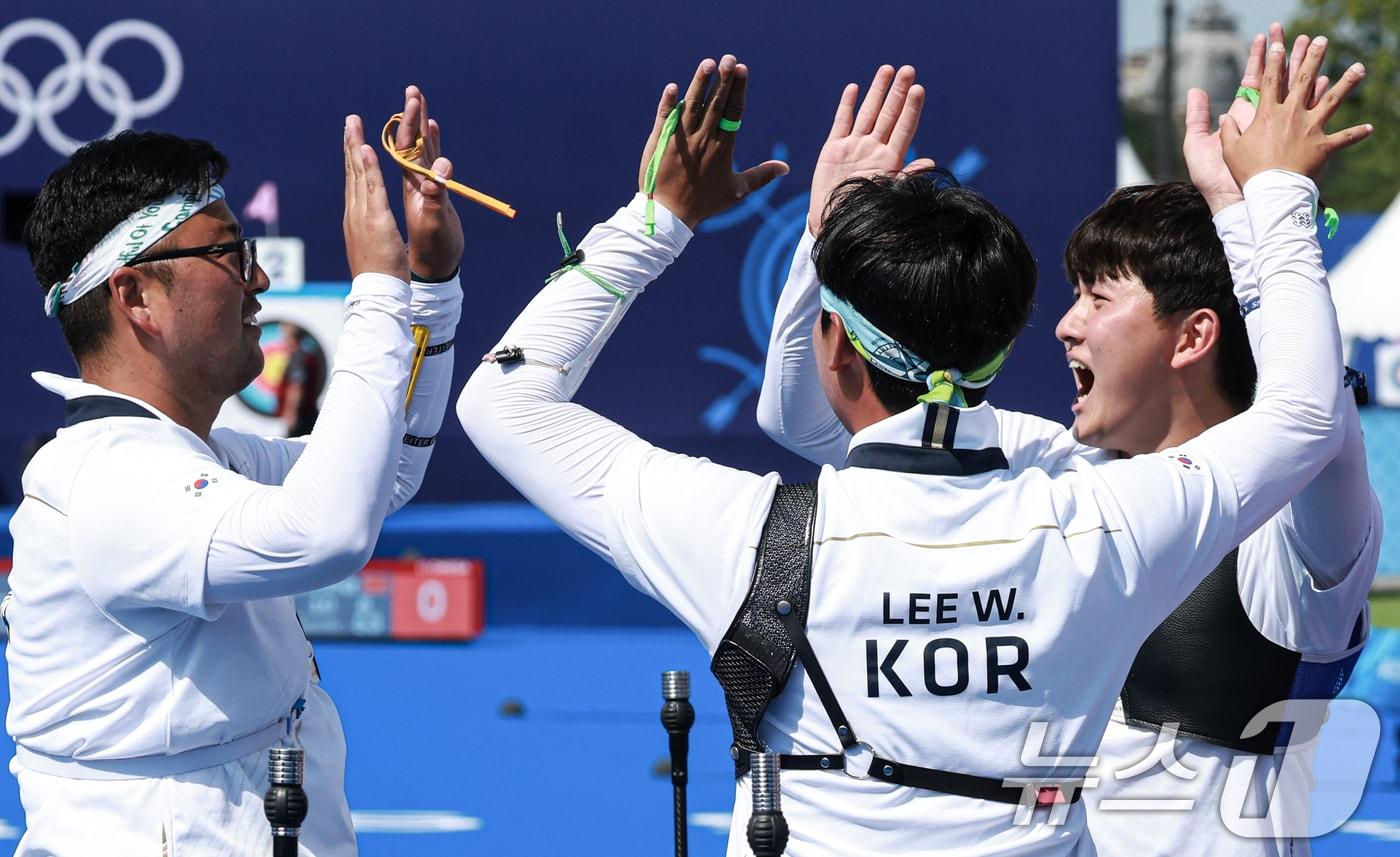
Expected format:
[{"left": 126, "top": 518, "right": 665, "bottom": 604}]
[
  {"left": 711, "top": 481, "right": 819, "bottom": 778},
  {"left": 713, "top": 480, "right": 1082, "bottom": 807}
]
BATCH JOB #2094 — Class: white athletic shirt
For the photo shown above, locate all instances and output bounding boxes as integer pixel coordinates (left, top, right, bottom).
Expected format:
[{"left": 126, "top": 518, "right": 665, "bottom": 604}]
[
  {"left": 458, "top": 172, "right": 1346, "bottom": 856},
  {"left": 1083, "top": 204, "right": 1381, "bottom": 857},
  {"left": 6, "top": 271, "right": 460, "bottom": 766},
  {"left": 758, "top": 188, "right": 1380, "bottom": 856}
]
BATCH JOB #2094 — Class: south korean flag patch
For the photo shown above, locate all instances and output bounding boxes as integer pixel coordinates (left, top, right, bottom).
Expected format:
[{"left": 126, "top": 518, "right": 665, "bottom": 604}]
[
  {"left": 1162, "top": 449, "right": 1203, "bottom": 473},
  {"left": 184, "top": 471, "right": 220, "bottom": 498}
]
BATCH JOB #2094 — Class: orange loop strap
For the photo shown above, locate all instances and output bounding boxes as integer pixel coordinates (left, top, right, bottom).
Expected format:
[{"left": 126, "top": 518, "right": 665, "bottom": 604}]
[{"left": 381, "top": 114, "right": 516, "bottom": 219}]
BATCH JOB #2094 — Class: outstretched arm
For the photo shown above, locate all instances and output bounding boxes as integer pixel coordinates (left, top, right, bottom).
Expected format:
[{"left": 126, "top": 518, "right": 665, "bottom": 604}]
[
  {"left": 757, "top": 223, "right": 847, "bottom": 464},
  {"left": 1099, "top": 36, "right": 1372, "bottom": 615},
  {"left": 200, "top": 116, "right": 414, "bottom": 601},
  {"left": 386, "top": 84, "right": 465, "bottom": 511},
  {"left": 214, "top": 87, "right": 464, "bottom": 511},
  {"left": 1184, "top": 27, "right": 1378, "bottom": 587},
  {"left": 457, "top": 57, "right": 786, "bottom": 643}
]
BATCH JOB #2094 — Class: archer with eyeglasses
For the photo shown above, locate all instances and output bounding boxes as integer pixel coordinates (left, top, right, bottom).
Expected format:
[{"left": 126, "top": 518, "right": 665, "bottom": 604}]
[
  {"left": 6, "top": 89, "right": 466, "bottom": 856},
  {"left": 128, "top": 236, "right": 259, "bottom": 283}
]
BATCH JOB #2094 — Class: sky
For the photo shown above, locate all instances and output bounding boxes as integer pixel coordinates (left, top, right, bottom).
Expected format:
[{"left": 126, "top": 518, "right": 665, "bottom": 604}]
[{"left": 1121, "top": 0, "right": 1304, "bottom": 53}]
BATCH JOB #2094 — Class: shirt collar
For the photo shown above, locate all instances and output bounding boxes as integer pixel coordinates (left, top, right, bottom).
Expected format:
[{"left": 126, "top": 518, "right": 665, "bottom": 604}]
[
  {"left": 846, "top": 401, "right": 1002, "bottom": 454},
  {"left": 843, "top": 401, "right": 1009, "bottom": 476},
  {"left": 32, "top": 372, "right": 177, "bottom": 424}
]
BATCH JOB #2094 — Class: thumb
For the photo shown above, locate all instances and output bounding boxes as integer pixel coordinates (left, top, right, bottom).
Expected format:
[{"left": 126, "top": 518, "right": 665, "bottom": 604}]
[
  {"left": 415, "top": 156, "right": 451, "bottom": 198},
  {"left": 1218, "top": 113, "right": 1242, "bottom": 147},
  {"left": 737, "top": 160, "right": 790, "bottom": 197},
  {"left": 1184, "top": 88, "right": 1212, "bottom": 138}
]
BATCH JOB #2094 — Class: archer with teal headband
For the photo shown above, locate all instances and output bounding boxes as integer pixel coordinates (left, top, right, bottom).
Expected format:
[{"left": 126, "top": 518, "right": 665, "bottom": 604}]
[
  {"left": 807, "top": 166, "right": 1033, "bottom": 418},
  {"left": 819, "top": 285, "right": 1009, "bottom": 407}
]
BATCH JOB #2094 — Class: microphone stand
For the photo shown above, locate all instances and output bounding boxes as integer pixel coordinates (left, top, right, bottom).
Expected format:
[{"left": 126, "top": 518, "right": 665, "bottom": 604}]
[
  {"left": 660, "top": 670, "right": 695, "bottom": 857},
  {"left": 747, "top": 752, "right": 788, "bottom": 857},
  {"left": 264, "top": 746, "right": 308, "bottom": 857}
]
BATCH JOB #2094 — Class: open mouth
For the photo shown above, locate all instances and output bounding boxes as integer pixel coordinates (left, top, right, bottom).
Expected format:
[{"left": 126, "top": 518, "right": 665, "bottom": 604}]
[
  {"left": 1069, "top": 359, "right": 1095, "bottom": 407},
  {"left": 242, "top": 304, "right": 261, "bottom": 329}
]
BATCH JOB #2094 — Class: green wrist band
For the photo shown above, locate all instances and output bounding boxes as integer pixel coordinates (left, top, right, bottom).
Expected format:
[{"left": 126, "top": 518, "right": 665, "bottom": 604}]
[
  {"left": 718, "top": 117, "right": 742, "bottom": 133},
  {"left": 1235, "top": 86, "right": 1260, "bottom": 107}
]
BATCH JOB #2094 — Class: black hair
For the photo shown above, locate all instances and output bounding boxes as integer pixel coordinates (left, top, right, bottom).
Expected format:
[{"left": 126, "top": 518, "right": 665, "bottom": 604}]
[
  {"left": 814, "top": 169, "right": 1037, "bottom": 413},
  {"left": 24, "top": 130, "right": 229, "bottom": 363},
  {"left": 1064, "top": 182, "right": 1255, "bottom": 411}
]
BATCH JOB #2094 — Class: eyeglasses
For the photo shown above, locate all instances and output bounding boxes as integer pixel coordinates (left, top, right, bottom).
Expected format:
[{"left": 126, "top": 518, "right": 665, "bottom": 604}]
[{"left": 128, "top": 238, "right": 258, "bottom": 283}]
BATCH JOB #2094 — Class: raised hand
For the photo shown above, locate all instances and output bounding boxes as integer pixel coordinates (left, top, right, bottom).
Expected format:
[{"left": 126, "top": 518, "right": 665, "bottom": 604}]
[
  {"left": 1184, "top": 34, "right": 1265, "bottom": 213},
  {"left": 395, "top": 86, "right": 464, "bottom": 280},
  {"left": 1184, "top": 24, "right": 1336, "bottom": 214},
  {"left": 1221, "top": 36, "right": 1372, "bottom": 186},
  {"left": 638, "top": 54, "right": 789, "bottom": 229},
  {"left": 343, "top": 114, "right": 409, "bottom": 281},
  {"left": 809, "top": 65, "right": 927, "bottom": 234}
]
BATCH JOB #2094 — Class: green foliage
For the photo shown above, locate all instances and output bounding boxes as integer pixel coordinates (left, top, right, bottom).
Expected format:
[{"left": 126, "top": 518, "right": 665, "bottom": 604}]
[
  {"left": 1291, "top": 0, "right": 1400, "bottom": 210},
  {"left": 1371, "top": 590, "right": 1400, "bottom": 628}
]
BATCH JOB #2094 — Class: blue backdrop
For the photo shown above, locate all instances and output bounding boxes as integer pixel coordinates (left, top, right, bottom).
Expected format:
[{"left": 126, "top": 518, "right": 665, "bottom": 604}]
[{"left": 0, "top": 1, "right": 1119, "bottom": 503}]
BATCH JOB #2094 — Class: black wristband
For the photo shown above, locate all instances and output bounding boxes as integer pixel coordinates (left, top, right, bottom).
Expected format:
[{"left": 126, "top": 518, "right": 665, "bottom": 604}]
[
  {"left": 403, "top": 433, "right": 436, "bottom": 448},
  {"left": 410, "top": 266, "right": 461, "bottom": 285}
]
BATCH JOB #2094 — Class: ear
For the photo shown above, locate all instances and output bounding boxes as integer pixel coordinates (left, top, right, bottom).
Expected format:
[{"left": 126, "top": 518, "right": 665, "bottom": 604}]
[
  {"left": 1170, "top": 307, "right": 1221, "bottom": 370},
  {"left": 108, "top": 266, "right": 165, "bottom": 338},
  {"left": 822, "top": 313, "right": 862, "bottom": 372}
]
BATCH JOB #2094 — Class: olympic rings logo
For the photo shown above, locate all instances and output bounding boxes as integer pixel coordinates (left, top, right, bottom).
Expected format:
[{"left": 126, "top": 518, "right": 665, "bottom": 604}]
[{"left": 0, "top": 18, "right": 182, "bottom": 158}]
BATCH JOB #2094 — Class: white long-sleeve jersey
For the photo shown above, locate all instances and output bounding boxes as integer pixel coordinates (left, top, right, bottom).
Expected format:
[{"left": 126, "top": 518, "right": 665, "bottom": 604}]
[
  {"left": 459, "top": 173, "right": 1345, "bottom": 856},
  {"left": 759, "top": 181, "right": 1380, "bottom": 856},
  {"left": 6, "top": 271, "right": 460, "bottom": 765},
  {"left": 1084, "top": 203, "right": 1380, "bottom": 857}
]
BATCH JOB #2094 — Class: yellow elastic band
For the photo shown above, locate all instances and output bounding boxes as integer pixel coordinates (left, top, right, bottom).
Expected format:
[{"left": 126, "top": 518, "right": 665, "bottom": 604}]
[
  {"left": 381, "top": 114, "right": 516, "bottom": 219},
  {"left": 405, "top": 324, "right": 430, "bottom": 409}
]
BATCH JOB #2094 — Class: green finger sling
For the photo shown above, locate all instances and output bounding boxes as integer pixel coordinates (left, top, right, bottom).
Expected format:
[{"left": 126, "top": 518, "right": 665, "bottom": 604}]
[{"left": 643, "top": 103, "right": 684, "bottom": 236}]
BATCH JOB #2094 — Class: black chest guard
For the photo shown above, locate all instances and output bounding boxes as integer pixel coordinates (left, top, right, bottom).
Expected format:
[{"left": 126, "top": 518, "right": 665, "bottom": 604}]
[{"left": 1120, "top": 549, "right": 1362, "bottom": 754}]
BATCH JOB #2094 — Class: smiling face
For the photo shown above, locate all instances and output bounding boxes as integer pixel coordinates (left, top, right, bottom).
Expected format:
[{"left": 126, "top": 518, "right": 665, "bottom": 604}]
[
  {"left": 1055, "top": 274, "right": 1183, "bottom": 455},
  {"left": 142, "top": 201, "right": 269, "bottom": 401}
]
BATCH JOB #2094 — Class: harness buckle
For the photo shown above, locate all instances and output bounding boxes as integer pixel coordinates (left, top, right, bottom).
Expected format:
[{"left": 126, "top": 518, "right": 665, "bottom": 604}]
[
  {"left": 1035, "top": 786, "right": 1065, "bottom": 807},
  {"left": 841, "top": 741, "right": 874, "bottom": 779}
]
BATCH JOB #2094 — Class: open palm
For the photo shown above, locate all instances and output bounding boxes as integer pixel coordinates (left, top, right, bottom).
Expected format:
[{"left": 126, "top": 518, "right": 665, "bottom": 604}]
[
  {"left": 809, "top": 65, "right": 928, "bottom": 235},
  {"left": 1184, "top": 27, "right": 1328, "bottom": 214}
]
